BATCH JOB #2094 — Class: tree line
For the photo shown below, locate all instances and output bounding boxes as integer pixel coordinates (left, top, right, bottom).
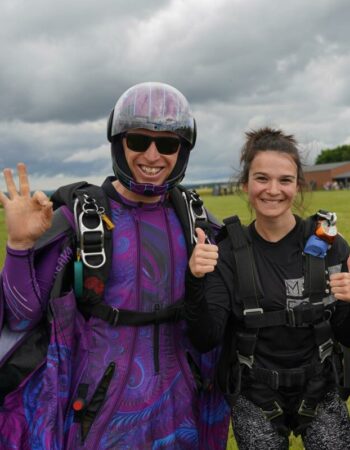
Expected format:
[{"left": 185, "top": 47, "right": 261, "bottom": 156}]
[{"left": 316, "top": 144, "right": 350, "bottom": 164}]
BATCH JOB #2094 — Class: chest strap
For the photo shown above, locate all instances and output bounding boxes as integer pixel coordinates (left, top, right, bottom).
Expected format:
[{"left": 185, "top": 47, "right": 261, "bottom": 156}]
[
  {"left": 78, "top": 299, "right": 185, "bottom": 327},
  {"left": 243, "top": 303, "right": 326, "bottom": 328}
]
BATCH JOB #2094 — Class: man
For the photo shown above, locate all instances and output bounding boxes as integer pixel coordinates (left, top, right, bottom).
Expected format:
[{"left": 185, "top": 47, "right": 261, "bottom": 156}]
[{"left": 0, "top": 82, "right": 229, "bottom": 449}]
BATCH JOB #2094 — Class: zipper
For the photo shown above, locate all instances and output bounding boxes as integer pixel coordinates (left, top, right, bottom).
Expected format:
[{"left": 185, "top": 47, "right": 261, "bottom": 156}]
[
  {"left": 164, "top": 208, "right": 175, "bottom": 310},
  {"left": 153, "top": 303, "right": 160, "bottom": 374},
  {"left": 65, "top": 345, "right": 89, "bottom": 449},
  {"left": 80, "top": 362, "right": 116, "bottom": 444}
]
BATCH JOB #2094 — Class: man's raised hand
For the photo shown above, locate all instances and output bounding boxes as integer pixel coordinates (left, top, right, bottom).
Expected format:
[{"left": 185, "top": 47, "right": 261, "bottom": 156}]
[
  {"left": 0, "top": 163, "right": 53, "bottom": 250},
  {"left": 189, "top": 227, "right": 219, "bottom": 278}
]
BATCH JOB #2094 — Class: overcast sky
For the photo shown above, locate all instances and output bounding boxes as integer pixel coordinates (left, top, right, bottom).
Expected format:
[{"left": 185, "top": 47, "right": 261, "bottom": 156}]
[{"left": 1, "top": 0, "right": 350, "bottom": 191}]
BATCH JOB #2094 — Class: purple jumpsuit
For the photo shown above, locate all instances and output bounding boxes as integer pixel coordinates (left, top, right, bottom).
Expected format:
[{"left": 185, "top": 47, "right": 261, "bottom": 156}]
[{"left": 0, "top": 183, "right": 229, "bottom": 449}]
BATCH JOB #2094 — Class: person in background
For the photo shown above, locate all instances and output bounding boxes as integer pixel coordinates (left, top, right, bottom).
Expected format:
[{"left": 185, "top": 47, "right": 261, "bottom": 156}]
[
  {"left": 185, "top": 127, "right": 350, "bottom": 449},
  {"left": 0, "top": 82, "right": 229, "bottom": 449}
]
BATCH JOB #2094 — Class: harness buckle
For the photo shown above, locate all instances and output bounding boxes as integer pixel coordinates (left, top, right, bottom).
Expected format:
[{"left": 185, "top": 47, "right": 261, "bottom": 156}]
[
  {"left": 319, "top": 338, "right": 333, "bottom": 363},
  {"left": 182, "top": 191, "right": 210, "bottom": 244},
  {"left": 261, "top": 401, "right": 283, "bottom": 421},
  {"left": 76, "top": 196, "right": 107, "bottom": 269},
  {"left": 298, "top": 399, "right": 318, "bottom": 418},
  {"left": 237, "top": 352, "right": 254, "bottom": 369},
  {"left": 287, "top": 308, "right": 296, "bottom": 327},
  {"left": 243, "top": 308, "right": 263, "bottom": 316},
  {"left": 270, "top": 370, "right": 279, "bottom": 390},
  {"left": 110, "top": 308, "right": 119, "bottom": 327}
]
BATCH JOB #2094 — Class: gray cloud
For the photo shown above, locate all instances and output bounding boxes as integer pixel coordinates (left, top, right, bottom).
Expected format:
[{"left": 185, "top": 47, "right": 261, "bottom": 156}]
[{"left": 1, "top": 0, "right": 350, "bottom": 190}]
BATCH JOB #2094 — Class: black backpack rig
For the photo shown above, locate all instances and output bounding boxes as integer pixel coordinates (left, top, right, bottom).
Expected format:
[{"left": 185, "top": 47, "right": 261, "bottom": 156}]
[
  {"left": 0, "top": 179, "right": 218, "bottom": 407},
  {"left": 216, "top": 212, "right": 350, "bottom": 434}
]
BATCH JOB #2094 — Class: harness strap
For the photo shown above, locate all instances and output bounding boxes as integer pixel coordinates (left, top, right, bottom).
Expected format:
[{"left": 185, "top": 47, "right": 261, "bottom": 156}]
[
  {"left": 223, "top": 216, "right": 264, "bottom": 313},
  {"left": 224, "top": 216, "right": 263, "bottom": 370},
  {"left": 260, "top": 401, "right": 284, "bottom": 421},
  {"left": 339, "top": 345, "right": 350, "bottom": 400},
  {"left": 78, "top": 299, "right": 185, "bottom": 327},
  {"left": 51, "top": 183, "right": 113, "bottom": 307},
  {"left": 236, "top": 331, "right": 257, "bottom": 368},
  {"left": 243, "top": 303, "right": 326, "bottom": 328},
  {"left": 314, "top": 320, "right": 334, "bottom": 362},
  {"left": 304, "top": 254, "right": 327, "bottom": 304},
  {"left": 249, "top": 362, "right": 324, "bottom": 390}
]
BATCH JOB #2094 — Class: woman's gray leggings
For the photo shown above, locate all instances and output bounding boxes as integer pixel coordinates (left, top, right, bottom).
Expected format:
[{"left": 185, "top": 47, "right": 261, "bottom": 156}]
[{"left": 231, "top": 391, "right": 350, "bottom": 450}]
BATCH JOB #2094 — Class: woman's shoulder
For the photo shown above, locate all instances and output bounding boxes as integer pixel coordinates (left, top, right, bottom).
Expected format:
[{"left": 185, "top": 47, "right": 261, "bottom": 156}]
[{"left": 216, "top": 218, "right": 251, "bottom": 245}]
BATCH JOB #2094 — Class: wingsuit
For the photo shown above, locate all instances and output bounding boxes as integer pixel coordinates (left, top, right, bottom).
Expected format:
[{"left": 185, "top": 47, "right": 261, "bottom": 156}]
[{"left": 0, "top": 82, "right": 230, "bottom": 450}]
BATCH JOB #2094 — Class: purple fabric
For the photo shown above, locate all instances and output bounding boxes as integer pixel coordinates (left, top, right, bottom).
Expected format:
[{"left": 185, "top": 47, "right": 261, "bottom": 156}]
[
  {"left": 0, "top": 193, "right": 229, "bottom": 449},
  {"left": 0, "top": 273, "right": 3, "bottom": 334},
  {"left": 0, "top": 291, "right": 86, "bottom": 449}
]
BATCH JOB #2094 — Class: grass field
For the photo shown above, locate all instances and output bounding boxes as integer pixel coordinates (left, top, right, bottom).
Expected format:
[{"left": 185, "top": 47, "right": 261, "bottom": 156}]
[
  {"left": 0, "top": 190, "right": 349, "bottom": 449},
  {"left": 200, "top": 189, "right": 350, "bottom": 242}
]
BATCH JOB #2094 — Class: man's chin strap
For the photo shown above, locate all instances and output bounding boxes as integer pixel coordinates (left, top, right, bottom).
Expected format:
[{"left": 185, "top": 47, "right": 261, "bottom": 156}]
[
  {"left": 114, "top": 168, "right": 171, "bottom": 197},
  {"left": 111, "top": 139, "right": 190, "bottom": 197}
]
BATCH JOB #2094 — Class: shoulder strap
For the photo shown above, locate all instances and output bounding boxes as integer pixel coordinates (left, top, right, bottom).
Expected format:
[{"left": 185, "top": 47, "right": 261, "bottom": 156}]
[
  {"left": 168, "top": 186, "right": 193, "bottom": 252},
  {"left": 223, "top": 215, "right": 263, "bottom": 368},
  {"left": 302, "top": 215, "right": 328, "bottom": 303},
  {"left": 51, "top": 182, "right": 113, "bottom": 310},
  {"left": 31, "top": 182, "right": 94, "bottom": 252},
  {"left": 51, "top": 181, "right": 91, "bottom": 210},
  {"left": 223, "top": 215, "right": 264, "bottom": 313},
  {"left": 34, "top": 208, "right": 73, "bottom": 250},
  {"left": 170, "top": 185, "right": 221, "bottom": 250}
]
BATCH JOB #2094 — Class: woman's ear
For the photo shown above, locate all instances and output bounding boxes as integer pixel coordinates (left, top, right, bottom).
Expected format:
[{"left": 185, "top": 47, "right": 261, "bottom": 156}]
[{"left": 242, "top": 182, "right": 248, "bottom": 193}]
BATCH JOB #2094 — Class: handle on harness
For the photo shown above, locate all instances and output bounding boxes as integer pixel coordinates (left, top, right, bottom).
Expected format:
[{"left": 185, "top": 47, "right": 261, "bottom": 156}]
[{"left": 304, "top": 210, "right": 337, "bottom": 258}]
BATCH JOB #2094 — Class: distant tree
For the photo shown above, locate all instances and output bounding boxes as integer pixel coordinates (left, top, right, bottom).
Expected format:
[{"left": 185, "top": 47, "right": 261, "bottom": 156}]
[{"left": 315, "top": 144, "right": 350, "bottom": 164}]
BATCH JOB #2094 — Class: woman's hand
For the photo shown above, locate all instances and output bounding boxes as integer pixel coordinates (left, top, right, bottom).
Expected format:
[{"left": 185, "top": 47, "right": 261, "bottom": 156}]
[
  {"left": 329, "top": 256, "right": 350, "bottom": 302},
  {"left": 189, "top": 227, "right": 219, "bottom": 278},
  {"left": 0, "top": 163, "right": 53, "bottom": 250}
]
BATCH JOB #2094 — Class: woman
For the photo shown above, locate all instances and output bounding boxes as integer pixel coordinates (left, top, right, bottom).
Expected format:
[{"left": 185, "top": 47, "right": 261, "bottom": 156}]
[{"left": 185, "top": 127, "right": 350, "bottom": 449}]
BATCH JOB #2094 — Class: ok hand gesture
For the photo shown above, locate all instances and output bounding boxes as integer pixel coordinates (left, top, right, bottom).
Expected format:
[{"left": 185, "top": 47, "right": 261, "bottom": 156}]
[
  {"left": 189, "top": 227, "right": 219, "bottom": 278},
  {"left": 0, "top": 163, "right": 53, "bottom": 250}
]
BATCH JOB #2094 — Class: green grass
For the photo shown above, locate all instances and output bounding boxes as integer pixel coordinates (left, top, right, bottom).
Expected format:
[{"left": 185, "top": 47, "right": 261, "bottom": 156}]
[{"left": 1, "top": 191, "right": 349, "bottom": 449}]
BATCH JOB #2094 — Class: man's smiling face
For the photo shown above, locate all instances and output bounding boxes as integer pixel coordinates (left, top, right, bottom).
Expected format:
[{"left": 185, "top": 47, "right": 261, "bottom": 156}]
[{"left": 123, "top": 128, "right": 179, "bottom": 186}]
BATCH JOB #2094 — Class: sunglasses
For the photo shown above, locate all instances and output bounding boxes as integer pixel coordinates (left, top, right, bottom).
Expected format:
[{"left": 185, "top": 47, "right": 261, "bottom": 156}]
[{"left": 125, "top": 133, "right": 181, "bottom": 155}]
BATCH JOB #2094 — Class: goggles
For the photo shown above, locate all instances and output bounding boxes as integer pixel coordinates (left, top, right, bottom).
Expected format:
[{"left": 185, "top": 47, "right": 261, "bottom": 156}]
[{"left": 124, "top": 133, "right": 181, "bottom": 155}]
